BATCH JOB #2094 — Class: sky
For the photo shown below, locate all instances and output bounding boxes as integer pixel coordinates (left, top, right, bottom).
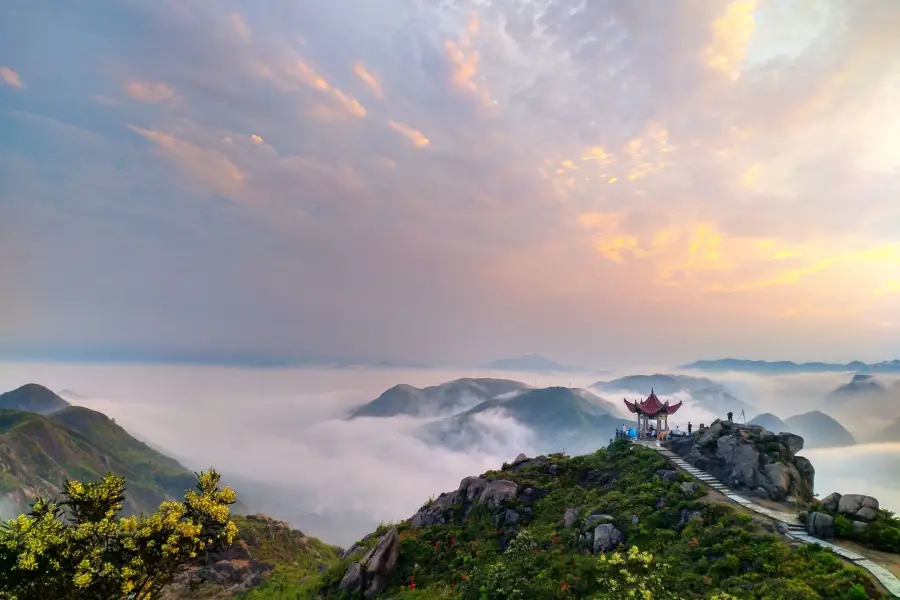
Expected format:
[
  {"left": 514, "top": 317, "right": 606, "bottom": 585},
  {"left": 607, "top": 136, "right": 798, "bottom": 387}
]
[{"left": 1, "top": 0, "right": 900, "bottom": 368}]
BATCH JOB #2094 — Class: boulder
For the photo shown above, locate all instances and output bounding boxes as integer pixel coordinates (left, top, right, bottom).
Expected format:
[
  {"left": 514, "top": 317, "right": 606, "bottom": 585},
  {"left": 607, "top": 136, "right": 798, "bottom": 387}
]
[
  {"left": 512, "top": 453, "right": 529, "bottom": 465},
  {"left": 669, "top": 422, "right": 814, "bottom": 503},
  {"left": 677, "top": 509, "right": 703, "bottom": 528},
  {"left": 776, "top": 433, "right": 805, "bottom": 457},
  {"left": 584, "top": 514, "right": 615, "bottom": 529},
  {"left": 807, "top": 512, "right": 835, "bottom": 539},
  {"left": 837, "top": 494, "right": 879, "bottom": 521},
  {"left": 459, "top": 477, "right": 487, "bottom": 501},
  {"left": 563, "top": 508, "right": 579, "bottom": 529},
  {"left": 592, "top": 524, "right": 622, "bottom": 553},
  {"left": 680, "top": 482, "right": 700, "bottom": 498},
  {"left": 656, "top": 469, "right": 680, "bottom": 482},
  {"left": 763, "top": 463, "right": 790, "bottom": 500},
  {"left": 477, "top": 480, "right": 518, "bottom": 509},
  {"left": 338, "top": 528, "right": 400, "bottom": 599},
  {"left": 852, "top": 521, "right": 870, "bottom": 535},
  {"left": 819, "top": 492, "right": 841, "bottom": 513}
]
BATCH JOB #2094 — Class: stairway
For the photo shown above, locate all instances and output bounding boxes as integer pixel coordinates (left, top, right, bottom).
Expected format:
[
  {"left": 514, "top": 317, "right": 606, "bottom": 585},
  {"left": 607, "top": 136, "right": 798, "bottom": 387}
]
[{"left": 650, "top": 444, "right": 900, "bottom": 597}]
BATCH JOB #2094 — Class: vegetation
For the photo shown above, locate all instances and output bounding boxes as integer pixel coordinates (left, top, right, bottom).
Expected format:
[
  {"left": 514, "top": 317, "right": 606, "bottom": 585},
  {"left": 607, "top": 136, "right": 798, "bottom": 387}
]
[
  {"left": 0, "top": 470, "right": 237, "bottom": 600},
  {"left": 806, "top": 504, "right": 900, "bottom": 554},
  {"left": 0, "top": 406, "right": 202, "bottom": 516},
  {"left": 305, "top": 440, "right": 883, "bottom": 599}
]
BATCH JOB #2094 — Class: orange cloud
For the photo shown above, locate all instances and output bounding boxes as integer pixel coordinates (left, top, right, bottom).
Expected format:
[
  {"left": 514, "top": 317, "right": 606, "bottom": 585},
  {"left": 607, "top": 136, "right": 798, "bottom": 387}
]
[
  {"left": 443, "top": 12, "right": 495, "bottom": 107},
  {"left": 331, "top": 89, "right": 367, "bottom": 118},
  {"left": 354, "top": 63, "right": 384, "bottom": 98},
  {"left": 389, "top": 121, "right": 430, "bottom": 148},
  {"left": 704, "top": 0, "right": 757, "bottom": 79},
  {"left": 277, "top": 58, "right": 367, "bottom": 119},
  {"left": 127, "top": 125, "right": 246, "bottom": 199},
  {"left": 124, "top": 80, "right": 176, "bottom": 104},
  {"left": 250, "top": 134, "right": 264, "bottom": 144},
  {"left": 0, "top": 66, "right": 26, "bottom": 90}
]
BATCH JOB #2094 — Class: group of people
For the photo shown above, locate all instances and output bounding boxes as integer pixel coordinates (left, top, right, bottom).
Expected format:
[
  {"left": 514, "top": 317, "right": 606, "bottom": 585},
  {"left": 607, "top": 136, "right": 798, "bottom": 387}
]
[{"left": 621, "top": 421, "right": 693, "bottom": 440}]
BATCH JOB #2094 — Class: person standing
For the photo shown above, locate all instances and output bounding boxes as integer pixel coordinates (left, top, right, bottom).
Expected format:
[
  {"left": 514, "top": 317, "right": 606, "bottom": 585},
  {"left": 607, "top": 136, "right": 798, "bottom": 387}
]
[
  {"left": 727, "top": 411, "right": 733, "bottom": 423},
  {"left": 687, "top": 421, "right": 692, "bottom": 434}
]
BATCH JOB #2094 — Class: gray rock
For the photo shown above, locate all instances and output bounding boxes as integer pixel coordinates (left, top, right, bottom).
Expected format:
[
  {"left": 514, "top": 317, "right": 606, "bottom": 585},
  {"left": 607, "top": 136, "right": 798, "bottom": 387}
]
[
  {"left": 680, "top": 481, "right": 701, "bottom": 498},
  {"left": 477, "top": 480, "right": 518, "bottom": 509},
  {"left": 504, "top": 509, "right": 520, "bottom": 525},
  {"left": 856, "top": 507, "right": 879, "bottom": 522},
  {"left": 584, "top": 514, "right": 615, "bottom": 529},
  {"left": 776, "top": 432, "right": 804, "bottom": 456},
  {"left": 837, "top": 494, "right": 879, "bottom": 519},
  {"left": 656, "top": 469, "right": 680, "bottom": 482},
  {"left": 548, "top": 464, "right": 559, "bottom": 475},
  {"left": 592, "top": 524, "right": 622, "bottom": 553},
  {"left": 750, "top": 487, "right": 769, "bottom": 498},
  {"left": 459, "top": 477, "right": 488, "bottom": 502},
  {"left": 677, "top": 509, "right": 703, "bottom": 528},
  {"left": 820, "top": 492, "right": 842, "bottom": 513},
  {"left": 563, "top": 508, "right": 579, "bottom": 529},
  {"left": 852, "top": 521, "right": 870, "bottom": 535},
  {"left": 763, "top": 463, "right": 790, "bottom": 501},
  {"left": 338, "top": 528, "right": 401, "bottom": 599},
  {"left": 512, "top": 453, "right": 529, "bottom": 465},
  {"left": 807, "top": 512, "right": 835, "bottom": 539},
  {"left": 775, "top": 521, "right": 790, "bottom": 534}
]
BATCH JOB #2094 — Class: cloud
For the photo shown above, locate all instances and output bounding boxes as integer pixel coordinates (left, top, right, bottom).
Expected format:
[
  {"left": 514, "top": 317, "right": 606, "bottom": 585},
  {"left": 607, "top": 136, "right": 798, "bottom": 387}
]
[
  {"left": 124, "top": 80, "right": 176, "bottom": 104},
  {"left": 3, "top": 0, "right": 900, "bottom": 367},
  {"left": 388, "top": 120, "right": 431, "bottom": 148},
  {"left": 3, "top": 363, "right": 897, "bottom": 544},
  {"left": 0, "top": 66, "right": 25, "bottom": 90},
  {"left": 353, "top": 63, "right": 384, "bottom": 98}
]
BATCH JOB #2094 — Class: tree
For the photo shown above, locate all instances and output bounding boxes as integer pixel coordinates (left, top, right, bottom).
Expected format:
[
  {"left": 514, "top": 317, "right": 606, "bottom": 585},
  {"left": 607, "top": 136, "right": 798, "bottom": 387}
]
[{"left": 0, "top": 470, "right": 238, "bottom": 600}]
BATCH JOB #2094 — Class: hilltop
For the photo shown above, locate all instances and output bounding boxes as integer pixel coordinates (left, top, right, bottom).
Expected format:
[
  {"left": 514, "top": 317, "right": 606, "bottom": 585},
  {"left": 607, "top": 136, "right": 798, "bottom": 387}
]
[
  {"left": 0, "top": 383, "right": 244, "bottom": 517},
  {"left": 426, "top": 387, "right": 628, "bottom": 456},
  {"left": 785, "top": 411, "right": 857, "bottom": 448},
  {"left": 348, "top": 378, "right": 530, "bottom": 418},
  {"left": 0, "top": 383, "right": 70, "bottom": 414},
  {"left": 303, "top": 440, "right": 883, "bottom": 599}
]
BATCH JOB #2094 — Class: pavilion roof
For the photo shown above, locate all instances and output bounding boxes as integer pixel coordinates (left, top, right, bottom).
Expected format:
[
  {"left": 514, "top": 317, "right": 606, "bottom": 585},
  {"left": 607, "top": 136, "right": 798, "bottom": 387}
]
[{"left": 623, "top": 388, "right": 683, "bottom": 417}]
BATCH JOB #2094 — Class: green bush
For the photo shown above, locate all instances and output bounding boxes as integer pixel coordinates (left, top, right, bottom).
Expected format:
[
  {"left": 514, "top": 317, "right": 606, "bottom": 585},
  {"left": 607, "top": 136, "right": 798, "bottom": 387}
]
[{"left": 0, "top": 470, "right": 237, "bottom": 600}]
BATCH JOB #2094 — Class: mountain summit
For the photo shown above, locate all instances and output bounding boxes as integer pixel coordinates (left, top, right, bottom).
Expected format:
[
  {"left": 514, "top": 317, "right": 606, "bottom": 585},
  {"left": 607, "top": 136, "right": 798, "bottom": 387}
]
[{"left": 0, "top": 383, "right": 70, "bottom": 414}]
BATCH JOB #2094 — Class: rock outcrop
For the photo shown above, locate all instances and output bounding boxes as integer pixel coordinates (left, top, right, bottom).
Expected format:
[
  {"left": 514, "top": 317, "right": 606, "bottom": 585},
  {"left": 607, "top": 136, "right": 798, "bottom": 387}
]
[
  {"left": 668, "top": 420, "right": 814, "bottom": 503},
  {"left": 338, "top": 528, "right": 400, "bottom": 599}
]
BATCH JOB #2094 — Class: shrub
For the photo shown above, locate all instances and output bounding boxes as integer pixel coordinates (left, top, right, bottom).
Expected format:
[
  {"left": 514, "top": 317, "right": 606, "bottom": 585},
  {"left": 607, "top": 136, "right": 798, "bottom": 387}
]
[{"left": 0, "top": 470, "right": 237, "bottom": 600}]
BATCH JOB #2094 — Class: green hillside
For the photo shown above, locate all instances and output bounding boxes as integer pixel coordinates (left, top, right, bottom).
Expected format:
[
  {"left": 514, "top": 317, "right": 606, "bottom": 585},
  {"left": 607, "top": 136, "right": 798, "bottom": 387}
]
[
  {"left": 230, "top": 440, "right": 883, "bottom": 599},
  {"left": 0, "top": 383, "right": 70, "bottom": 414},
  {"left": 0, "top": 405, "right": 198, "bottom": 516}
]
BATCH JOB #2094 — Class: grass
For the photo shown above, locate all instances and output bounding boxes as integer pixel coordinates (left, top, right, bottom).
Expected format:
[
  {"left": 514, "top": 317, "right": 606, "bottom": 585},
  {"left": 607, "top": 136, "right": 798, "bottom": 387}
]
[{"left": 250, "top": 440, "right": 885, "bottom": 599}]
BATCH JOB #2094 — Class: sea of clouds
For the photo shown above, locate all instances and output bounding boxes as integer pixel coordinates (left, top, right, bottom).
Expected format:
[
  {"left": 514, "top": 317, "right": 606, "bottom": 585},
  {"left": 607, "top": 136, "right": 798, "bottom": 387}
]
[{"left": 0, "top": 362, "right": 897, "bottom": 545}]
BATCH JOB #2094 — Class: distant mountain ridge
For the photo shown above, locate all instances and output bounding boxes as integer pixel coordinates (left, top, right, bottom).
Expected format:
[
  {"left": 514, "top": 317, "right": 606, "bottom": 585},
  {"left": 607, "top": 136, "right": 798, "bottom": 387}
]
[
  {"left": 681, "top": 358, "right": 900, "bottom": 374},
  {"left": 748, "top": 410, "right": 856, "bottom": 449},
  {"left": 483, "top": 354, "right": 585, "bottom": 372},
  {"left": 590, "top": 373, "right": 754, "bottom": 416},
  {"left": 426, "top": 386, "right": 631, "bottom": 455},
  {"left": 348, "top": 378, "right": 531, "bottom": 418}
]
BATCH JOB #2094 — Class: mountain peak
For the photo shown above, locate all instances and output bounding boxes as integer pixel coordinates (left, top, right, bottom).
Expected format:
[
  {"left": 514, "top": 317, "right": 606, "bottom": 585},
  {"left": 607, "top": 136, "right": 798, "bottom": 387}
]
[{"left": 0, "top": 383, "right": 70, "bottom": 415}]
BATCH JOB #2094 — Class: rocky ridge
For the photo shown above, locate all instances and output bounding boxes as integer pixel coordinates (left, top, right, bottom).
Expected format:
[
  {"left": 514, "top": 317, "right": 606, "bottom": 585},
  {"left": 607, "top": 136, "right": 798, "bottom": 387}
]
[{"left": 669, "top": 419, "right": 815, "bottom": 503}]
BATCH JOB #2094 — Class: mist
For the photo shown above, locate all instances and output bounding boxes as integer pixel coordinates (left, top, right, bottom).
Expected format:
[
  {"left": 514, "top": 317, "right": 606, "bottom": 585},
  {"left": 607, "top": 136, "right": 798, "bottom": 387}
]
[{"left": 0, "top": 362, "right": 898, "bottom": 546}]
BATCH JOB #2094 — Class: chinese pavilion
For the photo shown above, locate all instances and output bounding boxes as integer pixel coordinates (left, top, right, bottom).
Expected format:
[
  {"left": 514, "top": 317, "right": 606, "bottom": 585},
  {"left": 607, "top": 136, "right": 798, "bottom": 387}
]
[{"left": 624, "top": 388, "right": 682, "bottom": 435}]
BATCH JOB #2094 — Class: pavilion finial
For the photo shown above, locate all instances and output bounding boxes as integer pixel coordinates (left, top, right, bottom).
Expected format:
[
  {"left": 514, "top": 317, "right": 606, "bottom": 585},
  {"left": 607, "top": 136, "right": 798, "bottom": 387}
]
[{"left": 651, "top": 386, "right": 654, "bottom": 394}]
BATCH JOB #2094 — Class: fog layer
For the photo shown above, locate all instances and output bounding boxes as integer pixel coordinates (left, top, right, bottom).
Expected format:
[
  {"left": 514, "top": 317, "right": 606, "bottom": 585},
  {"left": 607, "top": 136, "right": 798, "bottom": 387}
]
[{"left": 0, "top": 362, "right": 897, "bottom": 545}]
